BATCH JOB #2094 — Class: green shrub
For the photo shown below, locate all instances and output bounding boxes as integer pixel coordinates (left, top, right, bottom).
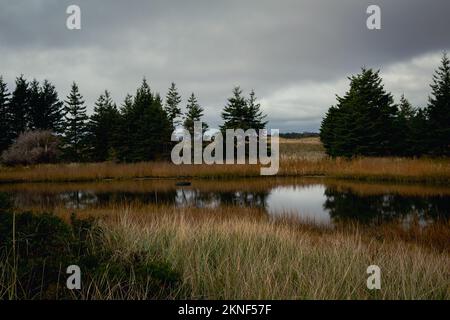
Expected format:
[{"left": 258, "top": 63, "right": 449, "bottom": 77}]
[
  {"left": 0, "top": 206, "right": 181, "bottom": 299},
  {"left": 0, "top": 192, "right": 12, "bottom": 212},
  {"left": 0, "top": 211, "right": 85, "bottom": 298}
]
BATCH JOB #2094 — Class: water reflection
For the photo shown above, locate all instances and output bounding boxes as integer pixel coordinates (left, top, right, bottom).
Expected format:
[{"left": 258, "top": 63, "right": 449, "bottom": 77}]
[
  {"left": 324, "top": 187, "right": 450, "bottom": 223},
  {"left": 3, "top": 179, "right": 449, "bottom": 225}
]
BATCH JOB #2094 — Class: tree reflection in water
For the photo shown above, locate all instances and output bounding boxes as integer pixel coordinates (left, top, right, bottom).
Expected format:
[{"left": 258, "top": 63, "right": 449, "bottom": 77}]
[
  {"left": 324, "top": 187, "right": 450, "bottom": 224},
  {"left": 5, "top": 180, "right": 450, "bottom": 225}
]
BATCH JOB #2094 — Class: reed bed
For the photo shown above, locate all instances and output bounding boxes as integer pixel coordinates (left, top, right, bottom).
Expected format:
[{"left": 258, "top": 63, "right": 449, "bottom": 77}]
[
  {"left": 0, "top": 138, "right": 448, "bottom": 183},
  {"left": 1, "top": 204, "right": 449, "bottom": 299},
  {"left": 0, "top": 157, "right": 449, "bottom": 183},
  {"left": 44, "top": 203, "right": 449, "bottom": 252},
  {"left": 94, "top": 205, "right": 449, "bottom": 299}
]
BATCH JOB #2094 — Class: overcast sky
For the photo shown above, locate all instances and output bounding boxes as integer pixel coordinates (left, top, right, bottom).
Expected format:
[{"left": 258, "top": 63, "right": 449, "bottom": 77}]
[{"left": 1, "top": 0, "right": 449, "bottom": 132}]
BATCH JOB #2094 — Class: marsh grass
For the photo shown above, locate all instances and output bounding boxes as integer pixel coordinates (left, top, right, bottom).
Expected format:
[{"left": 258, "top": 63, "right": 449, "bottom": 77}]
[
  {"left": 97, "top": 205, "right": 450, "bottom": 299},
  {"left": 0, "top": 137, "right": 448, "bottom": 183},
  {"left": 1, "top": 204, "right": 449, "bottom": 300},
  {"left": 0, "top": 157, "right": 448, "bottom": 183},
  {"left": 0, "top": 210, "right": 182, "bottom": 300},
  {"left": 279, "top": 137, "right": 326, "bottom": 160}
]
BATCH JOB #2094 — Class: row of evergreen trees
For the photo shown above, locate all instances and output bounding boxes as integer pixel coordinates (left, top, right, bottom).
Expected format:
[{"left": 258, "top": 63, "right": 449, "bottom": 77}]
[
  {"left": 0, "top": 76, "right": 267, "bottom": 163},
  {"left": 320, "top": 53, "right": 450, "bottom": 157}
]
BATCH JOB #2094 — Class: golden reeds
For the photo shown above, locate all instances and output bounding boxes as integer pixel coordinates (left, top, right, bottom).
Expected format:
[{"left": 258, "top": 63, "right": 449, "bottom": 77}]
[
  {"left": 94, "top": 205, "right": 450, "bottom": 299},
  {"left": 0, "top": 157, "right": 448, "bottom": 183}
]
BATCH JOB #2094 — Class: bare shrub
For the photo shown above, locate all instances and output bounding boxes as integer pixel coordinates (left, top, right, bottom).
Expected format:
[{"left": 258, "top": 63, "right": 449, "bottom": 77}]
[{"left": 1, "top": 130, "right": 60, "bottom": 166}]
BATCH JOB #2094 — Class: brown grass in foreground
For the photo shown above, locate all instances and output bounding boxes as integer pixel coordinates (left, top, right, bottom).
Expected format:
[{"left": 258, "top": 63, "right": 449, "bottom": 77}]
[
  {"left": 33, "top": 202, "right": 448, "bottom": 253},
  {"left": 0, "top": 157, "right": 449, "bottom": 183},
  {"left": 94, "top": 205, "right": 449, "bottom": 299},
  {"left": 3, "top": 203, "right": 448, "bottom": 299}
]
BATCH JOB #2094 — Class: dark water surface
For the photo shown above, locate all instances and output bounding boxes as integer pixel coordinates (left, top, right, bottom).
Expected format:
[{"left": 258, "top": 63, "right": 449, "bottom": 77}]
[{"left": 2, "top": 178, "right": 449, "bottom": 225}]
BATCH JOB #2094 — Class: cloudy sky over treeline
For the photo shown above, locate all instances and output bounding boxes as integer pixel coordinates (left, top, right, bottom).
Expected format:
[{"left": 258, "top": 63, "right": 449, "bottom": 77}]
[{"left": 1, "top": 0, "right": 449, "bottom": 131}]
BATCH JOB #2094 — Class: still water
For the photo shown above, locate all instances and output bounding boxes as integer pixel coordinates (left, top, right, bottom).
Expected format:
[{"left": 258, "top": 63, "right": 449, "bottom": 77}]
[{"left": 1, "top": 178, "right": 449, "bottom": 225}]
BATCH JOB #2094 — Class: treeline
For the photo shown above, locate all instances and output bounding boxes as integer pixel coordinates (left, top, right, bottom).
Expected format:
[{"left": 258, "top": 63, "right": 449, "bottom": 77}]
[
  {"left": 280, "top": 132, "right": 319, "bottom": 139},
  {"left": 0, "top": 77, "right": 266, "bottom": 165},
  {"left": 320, "top": 53, "right": 450, "bottom": 157}
]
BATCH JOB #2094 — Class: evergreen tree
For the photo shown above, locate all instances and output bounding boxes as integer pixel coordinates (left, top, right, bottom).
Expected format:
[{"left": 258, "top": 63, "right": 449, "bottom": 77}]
[
  {"left": 184, "top": 93, "right": 208, "bottom": 135},
  {"left": 139, "top": 91, "right": 172, "bottom": 160},
  {"left": 245, "top": 90, "right": 267, "bottom": 131},
  {"left": 126, "top": 78, "right": 154, "bottom": 161},
  {"left": 426, "top": 53, "right": 450, "bottom": 155},
  {"left": 27, "top": 79, "right": 41, "bottom": 130},
  {"left": 87, "top": 90, "right": 120, "bottom": 162},
  {"left": 28, "top": 80, "right": 64, "bottom": 133},
  {"left": 398, "top": 94, "right": 416, "bottom": 120},
  {"left": 9, "top": 75, "right": 30, "bottom": 137},
  {"left": 320, "top": 68, "right": 398, "bottom": 157},
  {"left": 165, "top": 82, "right": 182, "bottom": 129},
  {"left": 220, "top": 87, "right": 249, "bottom": 131},
  {"left": 409, "top": 108, "right": 429, "bottom": 156},
  {"left": 118, "top": 79, "right": 172, "bottom": 161},
  {"left": 62, "top": 82, "right": 89, "bottom": 162},
  {"left": 0, "top": 76, "right": 12, "bottom": 152},
  {"left": 116, "top": 94, "right": 134, "bottom": 162},
  {"left": 320, "top": 106, "right": 340, "bottom": 156},
  {"left": 395, "top": 95, "right": 417, "bottom": 156},
  {"left": 221, "top": 87, "right": 267, "bottom": 132}
]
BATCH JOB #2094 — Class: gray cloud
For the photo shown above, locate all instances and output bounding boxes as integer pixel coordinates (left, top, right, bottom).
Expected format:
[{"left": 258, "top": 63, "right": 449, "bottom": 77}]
[{"left": 1, "top": 0, "right": 449, "bottom": 131}]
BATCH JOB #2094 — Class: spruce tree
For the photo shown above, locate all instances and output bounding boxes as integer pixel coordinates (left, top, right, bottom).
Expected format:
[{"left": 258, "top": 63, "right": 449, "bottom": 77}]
[
  {"left": 220, "top": 87, "right": 248, "bottom": 131},
  {"left": 426, "top": 53, "right": 450, "bottom": 155},
  {"left": 409, "top": 109, "right": 429, "bottom": 156},
  {"left": 245, "top": 90, "right": 267, "bottom": 131},
  {"left": 27, "top": 79, "right": 41, "bottom": 131},
  {"left": 398, "top": 94, "right": 416, "bottom": 120},
  {"left": 127, "top": 78, "right": 154, "bottom": 161},
  {"left": 320, "top": 106, "right": 339, "bottom": 156},
  {"left": 28, "top": 80, "right": 63, "bottom": 133},
  {"left": 119, "top": 79, "right": 172, "bottom": 161},
  {"left": 87, "top": 90, "right": 120, "bottom": 162},
  {"left": 9, "top": 75, "right": 29, "bottom": 137},
  {"left": 221, "top": 87, "right": 267, "bottom": 132},
  {"left": 394, "top": 95, "right": 417, "bottom": 156},
  {"left": 62, "top": 82, "right": 89, "bottom": 162},
  {"left": 0, "top": 76, "right": 12, "bottom": 152},
  {"left": 116, "top": 94, "right": 134, "bottom": 162},
  {"left": 140, "top": 91, "right": 172, "bottom": 160},
  {"left": 320, "top": 68, "right": 398, "bottom": 157},
  {"left": 184, "top": 93, "right": 208, "bottom": 135},
  {"left": 165, "top": 82, "right": 182, "bottom": 129}
]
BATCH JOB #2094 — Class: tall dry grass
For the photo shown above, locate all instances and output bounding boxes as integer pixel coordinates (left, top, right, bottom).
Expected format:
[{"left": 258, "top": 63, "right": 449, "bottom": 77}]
[
  {"left": 0, "top": 137, "right": 448, "bottom": 183},
  {"left": 281, "top": 157, "right": 450, "bottom": 183},
  {"left": 0, "top": 157, "right": 448, "bottom": 183},
  {"left": 2, "top": 203, "right": 449, "bottom": 299},
  {"left": 94, "top": 205, "right": 449, "bottom": 299}
]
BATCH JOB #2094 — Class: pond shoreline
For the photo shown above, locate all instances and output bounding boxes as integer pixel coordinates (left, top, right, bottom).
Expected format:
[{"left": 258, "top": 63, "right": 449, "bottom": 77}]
[{"left": 0, "top": 157, "right": 449, "bottom": 184}]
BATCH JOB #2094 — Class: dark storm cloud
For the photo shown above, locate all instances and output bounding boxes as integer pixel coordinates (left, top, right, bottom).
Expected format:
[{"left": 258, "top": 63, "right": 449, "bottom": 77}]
[{"left": 1, "top": 0, "right": 449, "bottom": 131}]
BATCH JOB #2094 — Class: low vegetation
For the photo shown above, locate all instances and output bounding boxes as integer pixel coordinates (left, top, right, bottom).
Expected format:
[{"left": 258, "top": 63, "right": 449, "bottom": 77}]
[
  {"left": 0, "top": 155, "right": 448, "bottom": 183},
  {"left": 0, "top": 200, "right": 181, "bottom": 299},
  {"left": 1, "top": 130, "right": 60, "bottom": 166},
  {"left": 101, "top": 208, "right": 449, "bottom": 299},
  {"left": 1, "top": 200, "right": 449, "bottom": 300}
]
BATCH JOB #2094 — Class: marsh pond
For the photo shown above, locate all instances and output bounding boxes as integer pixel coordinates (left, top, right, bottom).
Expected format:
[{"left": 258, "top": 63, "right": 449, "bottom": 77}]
[{"left": 2, "top": 177, "right": 449, "bottom": 226}]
